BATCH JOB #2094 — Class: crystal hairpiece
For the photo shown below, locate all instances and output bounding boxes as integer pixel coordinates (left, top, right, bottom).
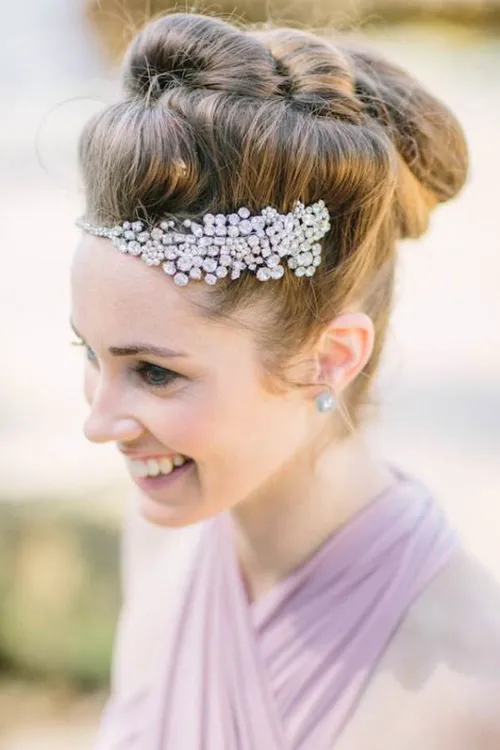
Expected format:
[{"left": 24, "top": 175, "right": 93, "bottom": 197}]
[{"left": 75, "top": 199, "right": 330, "bottom": 287}]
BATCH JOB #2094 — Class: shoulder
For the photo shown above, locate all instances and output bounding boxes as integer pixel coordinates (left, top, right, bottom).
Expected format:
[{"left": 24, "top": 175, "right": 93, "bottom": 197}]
[{"left": 389, "top": 548, "right": 500, "bottom": 745}]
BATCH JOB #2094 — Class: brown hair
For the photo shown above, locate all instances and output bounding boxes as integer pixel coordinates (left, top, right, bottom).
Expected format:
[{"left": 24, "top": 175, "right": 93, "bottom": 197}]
[{"left": 77, "top": 12, "right": 468, "bottom": 436}]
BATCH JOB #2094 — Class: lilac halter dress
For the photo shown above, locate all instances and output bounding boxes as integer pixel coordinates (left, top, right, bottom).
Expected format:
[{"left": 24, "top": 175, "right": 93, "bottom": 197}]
[{"left": 94, "top": 463, "right": 459, "bottom": 750}]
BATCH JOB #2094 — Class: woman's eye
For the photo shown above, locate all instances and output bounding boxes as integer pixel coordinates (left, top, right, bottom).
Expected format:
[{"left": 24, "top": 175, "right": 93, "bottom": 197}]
[
  {"left": 71, "top": 338, "right": 97, "bottom": 362},
  {"left": 71, "top": 339, "right": 178, "bottom": 389},
  {"left": 135, "top": 362, "right": 179, "bottom": 388}
]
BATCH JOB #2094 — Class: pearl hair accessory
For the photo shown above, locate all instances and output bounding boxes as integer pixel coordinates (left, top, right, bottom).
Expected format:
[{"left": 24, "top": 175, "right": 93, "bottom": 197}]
[{"left": 75, "top": 199, "right": 331, "bottom": 287}]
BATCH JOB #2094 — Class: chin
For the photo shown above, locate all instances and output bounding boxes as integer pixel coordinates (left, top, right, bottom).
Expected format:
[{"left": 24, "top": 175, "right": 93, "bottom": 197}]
[{"left": 136, "top": 490, "right": 212, "bottom": 529}]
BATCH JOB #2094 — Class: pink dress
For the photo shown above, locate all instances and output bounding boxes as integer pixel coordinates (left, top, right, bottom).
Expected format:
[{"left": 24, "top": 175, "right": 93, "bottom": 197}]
[{"left": 94, "top": 463, "right": 459, "bottom": 749}]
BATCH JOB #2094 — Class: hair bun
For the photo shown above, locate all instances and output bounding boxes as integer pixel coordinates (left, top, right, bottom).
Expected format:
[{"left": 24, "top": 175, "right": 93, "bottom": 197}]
[
  {"left": 250, "top": 28, "right": 364, "bottom": 123},
  {"left": 341, "top": 41, "right": 469, "bottom": 206},
  {"left": 122, "top": 13, "right": 276, "bottom": 99}
]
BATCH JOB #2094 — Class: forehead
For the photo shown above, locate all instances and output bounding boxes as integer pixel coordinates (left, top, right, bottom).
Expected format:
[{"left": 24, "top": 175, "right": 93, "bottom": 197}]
[{"left": 70, "top": 234, "right": 211, "bottom": 343}]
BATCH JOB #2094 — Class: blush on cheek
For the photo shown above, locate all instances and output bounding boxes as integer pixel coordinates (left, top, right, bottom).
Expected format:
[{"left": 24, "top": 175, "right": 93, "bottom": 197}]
[{"left": 160, "top": 401, "right": 214, "bottom": 460}]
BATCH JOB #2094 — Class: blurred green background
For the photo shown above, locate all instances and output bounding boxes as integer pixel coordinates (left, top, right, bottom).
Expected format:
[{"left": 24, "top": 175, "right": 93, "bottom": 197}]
[{"left": 1, "top": 0, "right": 499, "bottom": 747}]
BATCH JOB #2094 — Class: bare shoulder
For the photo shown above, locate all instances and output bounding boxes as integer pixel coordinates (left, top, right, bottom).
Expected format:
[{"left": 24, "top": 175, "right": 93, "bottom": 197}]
[
  {"left": 385, "top": 548, "right": 500, "bottom": 745},
  {"left": 397, "top": 548, "right": 500, "bottom": 679}
]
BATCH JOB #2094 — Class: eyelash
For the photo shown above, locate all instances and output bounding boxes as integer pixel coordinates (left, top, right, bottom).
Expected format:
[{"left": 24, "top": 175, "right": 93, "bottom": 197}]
[{"left": 70, "top": 339, "right": 180, "bottom": 389}]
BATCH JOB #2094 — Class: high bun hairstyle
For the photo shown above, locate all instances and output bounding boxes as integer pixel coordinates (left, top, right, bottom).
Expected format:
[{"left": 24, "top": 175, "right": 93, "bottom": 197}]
[{"left": 78, "top": 12, "right": 469, "bottom": 435}]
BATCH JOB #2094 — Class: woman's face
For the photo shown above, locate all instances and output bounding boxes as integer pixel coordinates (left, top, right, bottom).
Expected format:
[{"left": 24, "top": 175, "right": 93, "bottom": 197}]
[{"left": 71, "top": 235, "right": 319, "bottom": 527}]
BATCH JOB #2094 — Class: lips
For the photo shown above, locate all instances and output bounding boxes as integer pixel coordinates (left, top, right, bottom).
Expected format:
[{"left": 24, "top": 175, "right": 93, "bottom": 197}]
[{"left": 129, "top": 456, "right": 195, "bottom": 498}]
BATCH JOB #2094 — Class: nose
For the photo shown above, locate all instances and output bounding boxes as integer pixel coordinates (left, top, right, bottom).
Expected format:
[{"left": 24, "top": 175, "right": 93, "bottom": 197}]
[{"left": 83, "top": 377, "right": 144, "bottom": 444}]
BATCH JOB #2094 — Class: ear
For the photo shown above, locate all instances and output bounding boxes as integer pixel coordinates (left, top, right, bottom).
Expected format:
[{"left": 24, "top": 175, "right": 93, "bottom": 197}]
[{"left": 312, "top": 312, "right": 375, "bottom": 394}]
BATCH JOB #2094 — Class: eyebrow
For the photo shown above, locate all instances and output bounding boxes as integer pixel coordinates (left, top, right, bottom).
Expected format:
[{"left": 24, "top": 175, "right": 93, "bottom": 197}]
[{"left": 70, "top": 320, "right": 188, "bottom": 359}]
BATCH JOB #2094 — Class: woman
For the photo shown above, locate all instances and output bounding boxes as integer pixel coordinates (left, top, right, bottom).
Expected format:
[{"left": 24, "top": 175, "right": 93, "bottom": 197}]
[{"left": 71, "top": 12, "right": 500, "bottom": 749}]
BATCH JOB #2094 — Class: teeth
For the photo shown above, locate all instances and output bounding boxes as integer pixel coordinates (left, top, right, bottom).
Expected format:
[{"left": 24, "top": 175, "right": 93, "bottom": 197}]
[
  {"left": 159, "top": 457, "right": 174, "bottom": 474},
  {"left": 130, "top": 460, "right": 149, "bottom": 478},
  {"left": 147, "top": 458, "right": 161, "bottom": 477},
  {"left": 126, "top": 454, "right": 188, "bottom": 478}
]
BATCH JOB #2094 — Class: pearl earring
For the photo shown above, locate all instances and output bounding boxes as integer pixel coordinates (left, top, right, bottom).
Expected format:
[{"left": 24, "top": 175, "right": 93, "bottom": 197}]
[{"left": 315, "top": 390, "right": 337, "bottom": 413}]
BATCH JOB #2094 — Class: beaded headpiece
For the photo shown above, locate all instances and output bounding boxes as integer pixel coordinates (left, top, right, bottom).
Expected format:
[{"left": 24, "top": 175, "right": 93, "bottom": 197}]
[{"left": 75, "top": 199, "right": 330, "bottom": 287}]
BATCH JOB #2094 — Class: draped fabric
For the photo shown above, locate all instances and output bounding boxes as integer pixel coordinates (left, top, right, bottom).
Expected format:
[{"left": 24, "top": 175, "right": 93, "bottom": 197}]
[{"left": 94, "top": 464, "right": 459, "bottom": 750}]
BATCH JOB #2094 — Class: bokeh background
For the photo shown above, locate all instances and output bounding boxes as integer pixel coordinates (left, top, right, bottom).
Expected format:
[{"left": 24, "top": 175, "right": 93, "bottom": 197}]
[{"left": 1, "top": 1, "right": 499, "bottom": 747}]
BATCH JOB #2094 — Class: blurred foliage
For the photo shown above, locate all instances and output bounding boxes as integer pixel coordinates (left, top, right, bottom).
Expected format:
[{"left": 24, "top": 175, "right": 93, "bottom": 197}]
[
  {"left": 0, "top": 498, "right": 120, "bottom": 690},
  {"left": 83, "top": 0, "right": 500, "bottom": 62}
]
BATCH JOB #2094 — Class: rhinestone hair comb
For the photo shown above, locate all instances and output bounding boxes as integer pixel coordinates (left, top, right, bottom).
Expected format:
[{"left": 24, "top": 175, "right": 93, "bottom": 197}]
[{"left": 75, "top": 199, "right": 330, "bottom": 287}]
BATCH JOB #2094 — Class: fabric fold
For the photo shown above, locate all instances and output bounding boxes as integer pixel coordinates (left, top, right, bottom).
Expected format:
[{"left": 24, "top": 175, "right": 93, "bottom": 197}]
[{"left": 97, "top": 462, "right": 459, "bottom": 750}]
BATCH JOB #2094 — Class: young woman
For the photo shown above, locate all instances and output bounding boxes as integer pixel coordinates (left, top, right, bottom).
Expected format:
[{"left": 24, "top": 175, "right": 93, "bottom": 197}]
[{"left": 71, "top": 12, "right": 500, "bottom": 749}]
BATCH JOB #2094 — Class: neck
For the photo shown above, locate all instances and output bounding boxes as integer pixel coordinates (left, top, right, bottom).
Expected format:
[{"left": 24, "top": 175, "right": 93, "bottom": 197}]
[{"left": 230, "top": 433, "right": 396, "bottom": 604}]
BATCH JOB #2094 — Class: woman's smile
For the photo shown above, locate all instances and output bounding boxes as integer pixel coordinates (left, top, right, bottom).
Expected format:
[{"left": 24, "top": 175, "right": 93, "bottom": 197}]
[{"left": 126, "top": 456, "right": 195, "bottom": 498}]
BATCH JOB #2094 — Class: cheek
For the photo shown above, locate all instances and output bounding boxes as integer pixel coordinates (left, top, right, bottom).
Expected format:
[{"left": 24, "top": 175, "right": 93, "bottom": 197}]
[
  {"left": 234, "top": 394, "right": 308, "bottom": 468},
  {"left": 156, "top": 380, "right": 260, "bottom": 463},
  {"left": 148, "top": 390, "right": 217, "bottom": 456}
]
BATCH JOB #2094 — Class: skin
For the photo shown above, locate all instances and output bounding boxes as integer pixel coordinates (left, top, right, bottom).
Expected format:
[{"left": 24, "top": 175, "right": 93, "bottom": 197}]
[
  {"left": 71, "top": 234, "right": 500, "bottom": 744},
  {"left": 334, "top": 549, "right": 500, "bottom": 749},
  {"left": 71, "top": 233, "right": 394, "bottom": 596}
]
